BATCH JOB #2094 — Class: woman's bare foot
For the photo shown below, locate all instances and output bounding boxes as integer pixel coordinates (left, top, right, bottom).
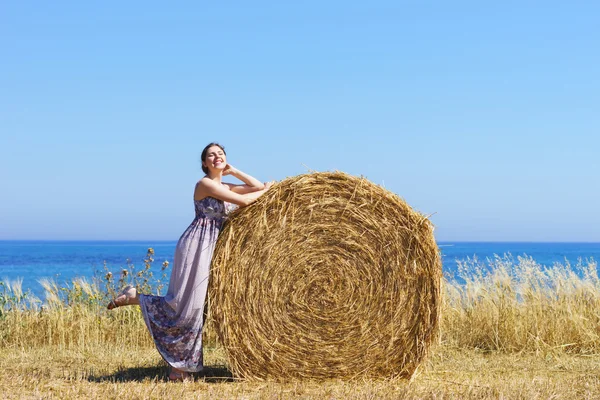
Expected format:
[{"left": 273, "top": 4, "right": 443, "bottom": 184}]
[
  {"left": 169, "top": 367, "right": 191, "bottom": 382},
  {"left": 107, "top": 285, "right": 138, "bottom": 310}
]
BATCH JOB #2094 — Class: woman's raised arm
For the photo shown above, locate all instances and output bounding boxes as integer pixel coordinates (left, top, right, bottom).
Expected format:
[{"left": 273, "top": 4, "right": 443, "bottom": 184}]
[
  {"left": 223, "top": 165, "right": 265, "bottom": 194},
  {"left": 195, "top": 178, "right": 272, "bottom": 207}
]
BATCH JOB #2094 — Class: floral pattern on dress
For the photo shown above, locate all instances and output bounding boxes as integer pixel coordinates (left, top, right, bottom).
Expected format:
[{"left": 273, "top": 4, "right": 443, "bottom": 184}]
[
  {"left": 142, "top": 296, "right": 204, "bottom": 369},
  {"left": 139, "top": 196, "right": 234, "bottom": 372},
  {"left": 195, "top": 197, "right": 227, "bottom": 220}
]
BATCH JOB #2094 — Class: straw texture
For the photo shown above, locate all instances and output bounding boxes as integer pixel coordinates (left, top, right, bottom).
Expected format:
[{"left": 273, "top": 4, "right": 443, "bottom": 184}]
[{"left": 209, "top": 171, "right": 442, "bottom": 380}]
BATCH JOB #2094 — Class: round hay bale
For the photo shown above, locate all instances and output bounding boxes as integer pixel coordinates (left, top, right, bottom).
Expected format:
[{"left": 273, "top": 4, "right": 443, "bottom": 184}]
[{"left": 209, "top": 171, "right": 442, "bottom": 380}]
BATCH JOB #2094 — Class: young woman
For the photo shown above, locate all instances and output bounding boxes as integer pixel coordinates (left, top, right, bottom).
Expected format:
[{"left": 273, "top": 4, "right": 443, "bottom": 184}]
[{"left": 107, "top": 142, "right": 273, "bottom": 381}]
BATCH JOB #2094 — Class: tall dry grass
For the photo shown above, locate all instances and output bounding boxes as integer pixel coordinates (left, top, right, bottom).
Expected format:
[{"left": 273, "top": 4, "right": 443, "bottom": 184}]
[
  {"left": 0, "top": 248, "right": 219, "bottom": 350},
  {"left": 442, "top": 254, "right": 600, "bottom": 353},
  {"left": 3, "top": 251, "right": 600, "bottom": 398},
  {"left": 0, "top": 276, "right": 150, "bottom": 349},
  {"left": 1, "top": 251, "right": 599, "bottom": 356}
]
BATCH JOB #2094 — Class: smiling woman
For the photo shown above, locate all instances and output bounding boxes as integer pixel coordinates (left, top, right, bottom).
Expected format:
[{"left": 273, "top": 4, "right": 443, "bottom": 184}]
[
  {"left": 106, "top": 142, "right": 274, "bottom": 381},
  {"left": 201, "top": 142, "right": 225, "bottom": 174}
]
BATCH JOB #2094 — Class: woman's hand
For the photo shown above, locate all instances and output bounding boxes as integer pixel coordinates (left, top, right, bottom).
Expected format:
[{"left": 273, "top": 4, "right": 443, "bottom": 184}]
[
  {"left": 223, "top": 164, "right": 238, "bottom": 176},
  {"left": 264, "top": 181, "right": 275, "bottom": 190}
]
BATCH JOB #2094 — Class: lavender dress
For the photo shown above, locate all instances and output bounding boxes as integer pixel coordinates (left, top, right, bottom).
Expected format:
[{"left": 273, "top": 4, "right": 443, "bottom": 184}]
[{"left": 139, "top": 196, "right": 236, "bottom": 372}]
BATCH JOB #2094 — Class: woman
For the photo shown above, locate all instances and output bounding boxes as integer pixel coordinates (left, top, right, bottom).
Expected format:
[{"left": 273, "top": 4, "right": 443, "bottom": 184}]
[{"left": 107, "top": 142, "right": 273, "bottom": 381}]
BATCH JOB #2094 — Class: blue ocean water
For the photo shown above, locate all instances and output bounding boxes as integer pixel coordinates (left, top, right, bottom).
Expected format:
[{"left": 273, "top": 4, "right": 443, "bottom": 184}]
[
  {"left": 1, "top": 241, "right": 599, "bottom": 300},
  {"left": 0, "top": 241, "right": 177, "bottom": 300}
]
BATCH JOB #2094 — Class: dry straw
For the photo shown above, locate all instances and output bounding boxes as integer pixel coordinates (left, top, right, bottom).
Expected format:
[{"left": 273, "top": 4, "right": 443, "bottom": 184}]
[{"left": 209, "top": 171, "right": 442, "bottom": 380}]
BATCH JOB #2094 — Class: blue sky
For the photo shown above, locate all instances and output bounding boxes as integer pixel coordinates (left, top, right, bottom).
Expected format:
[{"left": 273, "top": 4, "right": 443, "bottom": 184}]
[{"left": 1, "top": 1, "right": 598, "bottom": 241}]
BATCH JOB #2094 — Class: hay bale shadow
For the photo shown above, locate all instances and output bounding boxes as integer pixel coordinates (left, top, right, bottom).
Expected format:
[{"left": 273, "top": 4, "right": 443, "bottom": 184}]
[{"left": 87, "top": 365, "right": 234, "bottom": 383}]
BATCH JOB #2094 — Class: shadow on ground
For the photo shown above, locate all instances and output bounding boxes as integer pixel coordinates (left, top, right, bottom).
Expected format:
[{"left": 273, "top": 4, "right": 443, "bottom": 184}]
[{"left": 87, "top": 365, "right": 234, "bottom": 383}]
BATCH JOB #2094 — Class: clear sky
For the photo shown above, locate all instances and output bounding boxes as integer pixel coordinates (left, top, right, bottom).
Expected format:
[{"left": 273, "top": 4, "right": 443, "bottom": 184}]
[{"left": 1, "top": 1, "right": 598, "bottom": 242}]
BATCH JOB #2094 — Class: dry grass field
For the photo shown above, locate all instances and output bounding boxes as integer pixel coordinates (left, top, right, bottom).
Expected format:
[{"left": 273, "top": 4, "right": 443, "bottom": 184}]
[
  {"left": 2, "top": 254, "right": 600, "bottom": 398},
  {"left": 2, "top": 345, "right": 599, "bottom": 399}
]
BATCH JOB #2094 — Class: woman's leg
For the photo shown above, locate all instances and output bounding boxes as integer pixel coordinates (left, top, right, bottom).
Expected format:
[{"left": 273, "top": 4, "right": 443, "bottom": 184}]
[
  {"left": 168, "top": 367, "right": 191, "bottom": 381},
  {"left": 107, "top": 286, "right": 139, "bottom": 309}
]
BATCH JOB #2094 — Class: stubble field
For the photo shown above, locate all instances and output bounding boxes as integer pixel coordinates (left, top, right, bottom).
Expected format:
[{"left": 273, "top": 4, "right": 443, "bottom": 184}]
[{"left": 2, "top": 255, "right": 600, "bottom": 399}]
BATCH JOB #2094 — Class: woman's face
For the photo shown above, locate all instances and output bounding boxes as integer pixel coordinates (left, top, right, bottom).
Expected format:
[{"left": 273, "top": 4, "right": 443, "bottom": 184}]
[{"left": 203, "top": 145, "right": 227, "bottom": 172}]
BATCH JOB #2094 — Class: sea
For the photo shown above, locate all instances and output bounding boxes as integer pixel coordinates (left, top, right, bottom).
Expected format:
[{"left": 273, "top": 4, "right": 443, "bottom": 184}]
[{"left": 1, "top": 241, "right": 599, "bottom": 300}]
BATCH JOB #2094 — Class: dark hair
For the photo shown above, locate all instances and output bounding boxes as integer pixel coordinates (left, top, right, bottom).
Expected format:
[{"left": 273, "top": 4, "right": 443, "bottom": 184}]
[{"left": 201, "top": 142, "right": 226, "bottom": 174}]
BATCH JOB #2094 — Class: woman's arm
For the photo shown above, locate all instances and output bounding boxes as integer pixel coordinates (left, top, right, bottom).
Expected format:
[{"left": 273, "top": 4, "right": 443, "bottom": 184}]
[
  {"left": 223, "top": 165, "right": 265, "bottom": 194},
  {"left": 195, "top": 178, "right": 272, "bottom": 207}
]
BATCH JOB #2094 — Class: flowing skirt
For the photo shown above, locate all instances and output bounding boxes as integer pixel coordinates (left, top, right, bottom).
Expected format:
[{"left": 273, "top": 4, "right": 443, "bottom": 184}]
[{"left": 139, "top": 218, "right": 221, "bottom": 372}]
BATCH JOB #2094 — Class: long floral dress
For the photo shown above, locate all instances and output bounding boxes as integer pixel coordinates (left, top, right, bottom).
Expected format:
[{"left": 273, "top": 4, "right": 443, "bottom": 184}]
[{"left": 139, "top": 196, "right": 235, "bottom": 372}]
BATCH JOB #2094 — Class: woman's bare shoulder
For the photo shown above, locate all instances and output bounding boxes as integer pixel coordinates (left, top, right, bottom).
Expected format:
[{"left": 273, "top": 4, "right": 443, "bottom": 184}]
[
  {"left": 196, "top": 176, "right": 210, "bottom": 188},
  {"left": 194, "top": 177, "right": 211, "bottom": 200},
  {"left": 197, "top": 177, "right": 232, "bottom": 189},
  {"left": 195, "top": 178, "right": 234, "bottom": 198}
]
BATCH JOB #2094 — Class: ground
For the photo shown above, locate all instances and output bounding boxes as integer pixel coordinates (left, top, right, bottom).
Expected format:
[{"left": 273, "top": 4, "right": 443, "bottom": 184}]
[{"left": 1, "top": 345, "right": 599, "bottom": 399}]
